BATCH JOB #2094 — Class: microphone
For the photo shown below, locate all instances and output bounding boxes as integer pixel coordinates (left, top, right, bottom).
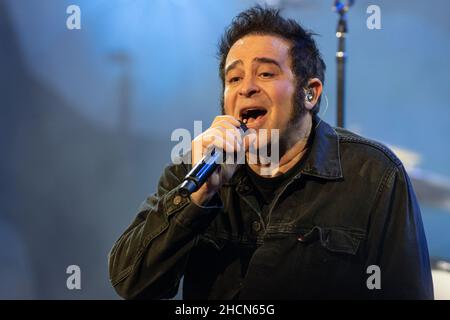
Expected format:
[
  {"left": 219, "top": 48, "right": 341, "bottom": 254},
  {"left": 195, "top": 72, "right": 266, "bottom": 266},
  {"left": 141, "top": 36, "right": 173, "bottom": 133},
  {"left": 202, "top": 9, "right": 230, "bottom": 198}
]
[
  {"left": 179, "top": 120, "right": 248, "bottom": 197},
  {"left": 334, "top": 0, "right": 354, "bottom": 14}
]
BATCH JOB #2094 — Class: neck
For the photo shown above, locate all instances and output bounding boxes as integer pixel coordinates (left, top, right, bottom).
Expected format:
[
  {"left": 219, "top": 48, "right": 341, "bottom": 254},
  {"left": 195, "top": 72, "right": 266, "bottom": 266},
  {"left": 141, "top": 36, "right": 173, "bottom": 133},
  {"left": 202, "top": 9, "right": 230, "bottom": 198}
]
[{"left": 248, "top": 113, "right": 313, "bottom": 177}]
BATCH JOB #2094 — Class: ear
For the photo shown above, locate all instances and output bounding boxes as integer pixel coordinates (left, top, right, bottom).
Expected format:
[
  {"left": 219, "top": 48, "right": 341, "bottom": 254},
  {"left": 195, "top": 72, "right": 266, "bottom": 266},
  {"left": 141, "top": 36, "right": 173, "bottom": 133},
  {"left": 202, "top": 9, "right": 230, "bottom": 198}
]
[{"left": 304, "top": 78, "right": 323, "bottom": 111}]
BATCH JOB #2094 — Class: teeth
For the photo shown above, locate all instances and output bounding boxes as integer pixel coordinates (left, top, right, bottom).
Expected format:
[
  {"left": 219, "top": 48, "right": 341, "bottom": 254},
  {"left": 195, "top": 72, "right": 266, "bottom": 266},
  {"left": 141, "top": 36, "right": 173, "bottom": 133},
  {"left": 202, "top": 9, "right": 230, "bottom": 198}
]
[{"left": 239, "top": 108, "right": 268, "bottom": 127}]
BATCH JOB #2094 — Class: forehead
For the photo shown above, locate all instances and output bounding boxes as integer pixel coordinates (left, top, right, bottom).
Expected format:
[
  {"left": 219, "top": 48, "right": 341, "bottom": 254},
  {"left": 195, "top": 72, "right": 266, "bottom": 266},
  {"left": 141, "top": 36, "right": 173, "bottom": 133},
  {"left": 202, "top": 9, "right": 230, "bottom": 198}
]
[{"left": 225, "top": 34, "right": 292, "bottom": 67}]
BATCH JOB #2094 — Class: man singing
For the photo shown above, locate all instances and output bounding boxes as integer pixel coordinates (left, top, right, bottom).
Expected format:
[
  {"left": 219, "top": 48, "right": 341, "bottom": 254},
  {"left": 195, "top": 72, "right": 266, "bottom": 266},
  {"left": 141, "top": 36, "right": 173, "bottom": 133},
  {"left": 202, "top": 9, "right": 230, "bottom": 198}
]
[{"left": 108, "top": 6, "right": 433, "bottom": 299}]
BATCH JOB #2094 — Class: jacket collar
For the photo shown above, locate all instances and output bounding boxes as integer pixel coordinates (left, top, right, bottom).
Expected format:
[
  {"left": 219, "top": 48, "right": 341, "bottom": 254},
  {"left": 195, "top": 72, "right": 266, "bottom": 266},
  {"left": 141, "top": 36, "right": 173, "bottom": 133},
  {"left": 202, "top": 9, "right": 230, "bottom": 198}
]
[{"left": 299, "top": 115, "right": 343, "bottom": 180}]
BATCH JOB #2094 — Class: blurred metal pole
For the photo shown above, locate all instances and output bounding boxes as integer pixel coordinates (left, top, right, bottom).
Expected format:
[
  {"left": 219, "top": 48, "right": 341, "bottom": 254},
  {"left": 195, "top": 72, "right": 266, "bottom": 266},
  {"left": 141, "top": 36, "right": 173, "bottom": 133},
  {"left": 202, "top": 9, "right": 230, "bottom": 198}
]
[{"left": 334, "top": 1, "right": 353, "bottom": 128}]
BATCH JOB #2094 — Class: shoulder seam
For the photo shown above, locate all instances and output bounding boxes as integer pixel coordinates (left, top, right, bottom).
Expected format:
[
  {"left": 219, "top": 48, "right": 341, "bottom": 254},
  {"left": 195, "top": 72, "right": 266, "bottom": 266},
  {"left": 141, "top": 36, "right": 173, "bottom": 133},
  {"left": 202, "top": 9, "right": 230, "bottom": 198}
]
[{"left": 336, "top": 132, "right": 402, "bottom": 167}]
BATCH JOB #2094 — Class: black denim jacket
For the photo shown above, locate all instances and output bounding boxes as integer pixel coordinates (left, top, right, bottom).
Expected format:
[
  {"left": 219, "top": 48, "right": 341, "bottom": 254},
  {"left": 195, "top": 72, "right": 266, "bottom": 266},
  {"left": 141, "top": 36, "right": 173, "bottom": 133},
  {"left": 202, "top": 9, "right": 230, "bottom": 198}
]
[{"left": 108, "top": 118, "right": 434, "bottom": 300}]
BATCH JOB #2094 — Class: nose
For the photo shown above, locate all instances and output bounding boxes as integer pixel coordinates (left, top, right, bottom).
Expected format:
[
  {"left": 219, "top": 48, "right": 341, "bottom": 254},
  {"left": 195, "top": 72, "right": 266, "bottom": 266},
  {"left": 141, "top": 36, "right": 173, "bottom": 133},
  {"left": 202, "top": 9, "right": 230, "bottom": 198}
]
[{"left": 238, "top": 76, "right": 260, "bottom": 98}]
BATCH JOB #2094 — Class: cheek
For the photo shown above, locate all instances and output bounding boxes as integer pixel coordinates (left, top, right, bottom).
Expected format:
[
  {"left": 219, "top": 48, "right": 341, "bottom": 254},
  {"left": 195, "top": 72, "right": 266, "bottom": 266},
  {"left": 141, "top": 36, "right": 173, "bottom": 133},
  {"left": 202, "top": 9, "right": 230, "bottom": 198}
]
[
  {"left": 223, "top": 87, "right": 234, "bottom": 114},
  {"left": 269, "top": 82, "right": 296, "bottom": 121},
  {"left": 268, "top": 92, "right": 292, "bottom": 134},
  {"left": 272, "top": 81, "right": 295, "bottom": 105}
]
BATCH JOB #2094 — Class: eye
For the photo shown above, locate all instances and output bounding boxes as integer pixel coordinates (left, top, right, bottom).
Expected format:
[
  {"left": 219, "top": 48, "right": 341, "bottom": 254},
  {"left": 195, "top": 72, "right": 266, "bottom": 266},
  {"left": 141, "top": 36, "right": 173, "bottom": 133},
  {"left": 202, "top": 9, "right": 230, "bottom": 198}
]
[
  {"left": 259, "top": 72, "right": 274, "bottom": 79},
  {"left": 227, "top": 76, "right": 241, "bottom": 84}
]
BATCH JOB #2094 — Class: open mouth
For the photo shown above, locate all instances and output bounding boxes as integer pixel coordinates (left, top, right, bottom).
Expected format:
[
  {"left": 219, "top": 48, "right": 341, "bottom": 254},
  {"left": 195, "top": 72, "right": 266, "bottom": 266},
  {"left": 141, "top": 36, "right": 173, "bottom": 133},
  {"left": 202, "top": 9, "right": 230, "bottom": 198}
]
[{"left": 239, "top": 107, "right": 268, "bottom": 126}]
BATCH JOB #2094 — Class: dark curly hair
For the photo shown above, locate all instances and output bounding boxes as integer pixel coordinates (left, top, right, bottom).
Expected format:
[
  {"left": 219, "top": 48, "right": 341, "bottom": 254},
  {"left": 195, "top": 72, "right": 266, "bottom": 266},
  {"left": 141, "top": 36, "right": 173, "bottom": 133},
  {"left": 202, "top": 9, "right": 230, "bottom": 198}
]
[{"left": 218, "top": 5, "right": 326, "bottom": 117}]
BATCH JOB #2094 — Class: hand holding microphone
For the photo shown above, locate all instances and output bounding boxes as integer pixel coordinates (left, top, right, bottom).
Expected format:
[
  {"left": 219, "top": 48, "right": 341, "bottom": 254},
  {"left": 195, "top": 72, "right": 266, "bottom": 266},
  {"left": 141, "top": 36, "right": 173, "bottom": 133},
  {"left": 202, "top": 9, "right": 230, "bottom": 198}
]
[{"left": 180, "top": 115, "right": 255, "bottom": 206}]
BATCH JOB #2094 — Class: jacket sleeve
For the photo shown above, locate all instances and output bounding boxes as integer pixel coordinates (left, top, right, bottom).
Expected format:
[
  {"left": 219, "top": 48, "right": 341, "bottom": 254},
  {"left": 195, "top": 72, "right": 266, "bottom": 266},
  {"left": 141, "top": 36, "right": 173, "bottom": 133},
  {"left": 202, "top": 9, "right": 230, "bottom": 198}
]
[
  {"left": 365, "top": 162, "right": 434, "bottom": 299},
  {"left": 108, "top": 162, "right": 222, "bottom": 299}
]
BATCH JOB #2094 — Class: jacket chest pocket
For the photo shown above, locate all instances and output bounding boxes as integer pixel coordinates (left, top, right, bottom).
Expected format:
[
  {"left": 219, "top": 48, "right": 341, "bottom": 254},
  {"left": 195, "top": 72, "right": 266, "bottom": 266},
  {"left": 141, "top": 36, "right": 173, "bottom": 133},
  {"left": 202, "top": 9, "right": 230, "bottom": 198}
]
[
  {"left": 296, "top": 226, "right": 362, "bottom": 259},
  {"left": 240, "top": 226, "right": 367, "bottom": 299},
  {"left": 292, "top": 226, "right": 367, "bottom": 298}
]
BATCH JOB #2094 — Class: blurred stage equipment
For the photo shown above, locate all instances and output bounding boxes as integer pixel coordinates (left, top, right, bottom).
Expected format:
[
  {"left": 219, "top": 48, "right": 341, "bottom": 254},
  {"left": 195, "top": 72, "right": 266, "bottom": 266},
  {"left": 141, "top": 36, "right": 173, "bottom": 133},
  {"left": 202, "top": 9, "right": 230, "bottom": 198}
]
[
  {"left": 333, "top": 0, "right": 354, "bottom": 128},
  {"left": 432, "top": 259, "right": 450, "bottom": 300},
  {"left": 410, "top": 169, "right": 450, "bottom": 212},
  {"left": 388, "top": 145, "right": 450, "bottom": 212}
]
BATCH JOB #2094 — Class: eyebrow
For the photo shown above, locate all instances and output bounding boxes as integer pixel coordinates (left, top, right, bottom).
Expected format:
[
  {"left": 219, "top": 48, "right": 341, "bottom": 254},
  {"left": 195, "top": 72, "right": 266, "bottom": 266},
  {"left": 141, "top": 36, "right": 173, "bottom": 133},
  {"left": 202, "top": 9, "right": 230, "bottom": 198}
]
[
  {"left": 224, "top": 60, "right": 243, "bottom": 76},
  {"left": 253, "top": 57, "right": 282, "bottom": 70},
  {"left": 225, "top": 57, "right": 282, "bottom": 75}
]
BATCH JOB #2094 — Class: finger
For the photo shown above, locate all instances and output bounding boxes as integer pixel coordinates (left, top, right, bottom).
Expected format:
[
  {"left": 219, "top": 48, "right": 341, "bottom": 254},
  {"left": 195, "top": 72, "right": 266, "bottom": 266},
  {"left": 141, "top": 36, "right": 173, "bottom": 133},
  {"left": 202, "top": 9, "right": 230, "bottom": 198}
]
[
  {"left": 191, "top": 134, "right": 206, "bottom": 165},
  {"left": 203, "top": 127, "right": 241, "bottom": 153},
  {"left": 212, "top": 121, "right": 244, "bottom": 150},
  {"left": 218, "top": 116, "right": 248, "bottom": 137},
  {"left": 211, "top": 115, "right": 241, "bottom": 127},
  {"left": 202, "top": 134, "right": 236, "bottom": 154},
  {"left": 206, "top": 166, "right": 221, "bottom": 188},
  {"left": 212, "top": 120, "right": 242, "bottom": 139}
]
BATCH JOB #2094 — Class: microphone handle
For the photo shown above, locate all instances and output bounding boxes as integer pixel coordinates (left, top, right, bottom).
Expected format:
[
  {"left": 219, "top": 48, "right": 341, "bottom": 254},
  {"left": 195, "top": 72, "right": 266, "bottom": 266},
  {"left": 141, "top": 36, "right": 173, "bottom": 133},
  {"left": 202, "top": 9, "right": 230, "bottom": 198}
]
[
  {"left": 179, "top": 149, "right": 221, "bottom": 197},
  {"left": 178, "top": 121, "right": 248, "bottom": 197}
]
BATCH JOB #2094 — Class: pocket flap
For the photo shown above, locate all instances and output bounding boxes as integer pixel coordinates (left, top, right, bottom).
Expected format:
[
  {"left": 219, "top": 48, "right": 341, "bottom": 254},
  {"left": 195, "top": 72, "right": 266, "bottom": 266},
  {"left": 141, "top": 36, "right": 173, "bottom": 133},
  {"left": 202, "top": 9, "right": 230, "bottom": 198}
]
[{"left": 299, "top": 226, "right": 362, "bottom": 255}]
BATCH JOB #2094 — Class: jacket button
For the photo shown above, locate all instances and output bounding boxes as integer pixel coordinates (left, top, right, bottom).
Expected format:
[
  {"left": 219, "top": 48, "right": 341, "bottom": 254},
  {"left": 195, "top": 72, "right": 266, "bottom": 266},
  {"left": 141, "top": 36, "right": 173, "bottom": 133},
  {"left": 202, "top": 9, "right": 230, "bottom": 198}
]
[
  {"left": 297, "top": 235, "right": 305, "bottom": 242},
  {"left": 173, "top": 195, "right": 182, "bottom": 206},
  {"left": 252, "top": 221, "right": 261, "bottom": 232}
]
